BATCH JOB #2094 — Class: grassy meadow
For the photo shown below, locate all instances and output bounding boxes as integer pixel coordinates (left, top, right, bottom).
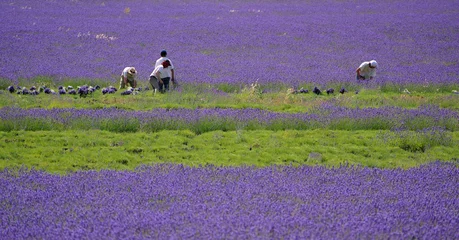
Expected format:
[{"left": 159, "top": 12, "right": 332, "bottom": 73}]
[{"left": 1, "top": 81, "right": 458, "bottom": 173}]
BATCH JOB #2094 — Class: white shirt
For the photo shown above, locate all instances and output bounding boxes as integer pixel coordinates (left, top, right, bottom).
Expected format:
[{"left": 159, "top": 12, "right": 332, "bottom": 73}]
[
  {"left": 122, "top": 67, "right": 136, "bottom": 80},
  {"left": 358, "top": 62, "right": 377, "bottom": 79},
  {"left": 154, "top": 57, "right": 174, "bottom": 78},
  {"left": 150, "top": 65, "right": 169, "bottom": 78}
]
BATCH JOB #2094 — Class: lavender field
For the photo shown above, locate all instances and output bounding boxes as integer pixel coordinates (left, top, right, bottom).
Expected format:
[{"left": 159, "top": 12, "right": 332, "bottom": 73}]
[
  {"left": 1, "top": 105, "right": 458, "bottom": 133},
  {"left": 1, "top": 163, "right": 458, "bottom": 239},
  {"left": 1, "top": 0, "right": 459, "bottom": 239},
  {"left": 1, "top": 0, "right": 458, "bottom": 87}
]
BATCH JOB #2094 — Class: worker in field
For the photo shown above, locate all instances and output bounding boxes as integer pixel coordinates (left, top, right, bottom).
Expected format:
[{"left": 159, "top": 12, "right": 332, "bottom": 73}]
[
  {"left": 120, "top": 67, "right": 137, "bottom": 89},
  {"left": 155, "top": 49, "right": 176, "bottom": 88},
  {"left": 356, "top": 60, "right": 378, "bottom": 80},
  {"left": 150, "top": 60, "right": 172, "bottom": 93}
]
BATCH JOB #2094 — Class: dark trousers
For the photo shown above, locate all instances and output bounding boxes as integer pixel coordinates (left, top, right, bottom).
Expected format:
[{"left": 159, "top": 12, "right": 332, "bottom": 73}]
[{"left": 150, "top": 76, "right": 170, "bottom": 93}]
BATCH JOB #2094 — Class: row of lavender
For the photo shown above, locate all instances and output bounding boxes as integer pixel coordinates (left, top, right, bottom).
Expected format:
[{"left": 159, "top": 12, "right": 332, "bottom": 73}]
[
  {"left": 1, "top": 162, "right": 457, "bottom": 239},
  {"left": 1, "top": 0, "right": 458, "bottom": 86},
  {"left": 1, "top": 106, "right": 458, "bottom": 133}
]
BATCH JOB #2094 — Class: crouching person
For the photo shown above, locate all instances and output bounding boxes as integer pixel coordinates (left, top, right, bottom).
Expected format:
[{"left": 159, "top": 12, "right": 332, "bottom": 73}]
[
  {"left": 356, "top": 60, "right": 378, "bottom": 80},
  {"left": 120, "top": 67, "right": 137, "bottom": 89},
  {"left": 149, "top": 60, "right": 171, "bottom": 93}
]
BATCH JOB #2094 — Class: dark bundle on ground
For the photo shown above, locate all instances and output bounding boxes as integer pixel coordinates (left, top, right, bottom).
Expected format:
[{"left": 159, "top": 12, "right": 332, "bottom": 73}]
[
  {"left": 44, "top": 88, "right": 54, "bottom": 94},
  {"left": 7, "top": 86, "right": 15, "bottom": 93},
  {"left": 339, "top": 87, "right": 347, "bottom": 94},
  {"left": 121, "top": 90, "right": 132, "bottom": 95},
  {"left": 102, "top": 86, "right": 117, "bottom": 95},
  {"left": 326, "top": 88, "right": 334, "bottom": 95},
  {"left": 313, "top": 86, "right": 321, "bottom": 95},
  {"left": 77, "top": 85, "right": 89, "bottom": 98},
  {"left": 21, "top": 88, "right": 29, "bottom": 95}
]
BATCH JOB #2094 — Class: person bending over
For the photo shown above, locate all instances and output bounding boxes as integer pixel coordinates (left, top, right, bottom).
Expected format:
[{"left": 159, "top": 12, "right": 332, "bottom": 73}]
[
  {"left": 150, "top": 60, "right": 171, "bottom": 93},
  {"left": 120, "top": 67, "right": 137, "bottom": 89},
  {"left": 356, "top": 60, "right": 378, "bottom": 80}
]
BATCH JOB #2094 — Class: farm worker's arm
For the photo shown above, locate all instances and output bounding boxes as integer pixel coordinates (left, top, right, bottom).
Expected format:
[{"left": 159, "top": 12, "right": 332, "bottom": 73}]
[
  {"left": 171, "top": 69, "right": 175, "bottom": 84},
  {"left": 155, "top": 72, "right": 163, "bottom": 84},
  {"left": 356, "top": 67, "right": 364, "bottom": 79},
  {"left": 122, "top": 72, "right": 128, "bottom": 86}
]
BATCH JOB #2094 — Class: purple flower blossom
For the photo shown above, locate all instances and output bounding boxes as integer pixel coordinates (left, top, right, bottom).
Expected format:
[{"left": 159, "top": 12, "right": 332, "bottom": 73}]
[
  {"left": 1, "top": 105, "right": 457, "bottom": 132},
  {"left": 0, "top": 1, "right": 457, "bottom": 87},
  {"left": 0, "top": 162, "right": 457, "bottom": 239}
]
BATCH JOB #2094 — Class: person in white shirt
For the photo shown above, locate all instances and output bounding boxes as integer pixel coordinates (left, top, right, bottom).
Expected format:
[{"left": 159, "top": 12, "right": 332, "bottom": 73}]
[
  {"left": 150, "top": 60, "right": 171, "bottom": 93},
  {"left": 155, "top": 50, "right": 176, "bottom": 87},
  {"left": 120, "top": 67, "right": 137, "bottom": 89},
  {"left": 356, "top": 60, "right": 378, "bottom": 80}
]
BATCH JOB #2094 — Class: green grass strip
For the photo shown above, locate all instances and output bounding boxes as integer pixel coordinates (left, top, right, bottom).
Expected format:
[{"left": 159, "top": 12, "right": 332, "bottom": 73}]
[{"left": 1, "top": 130, "right": 458, "bottom": 174}]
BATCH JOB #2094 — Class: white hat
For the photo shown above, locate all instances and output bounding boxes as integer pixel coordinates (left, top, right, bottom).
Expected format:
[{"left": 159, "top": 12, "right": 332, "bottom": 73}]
[
  {"left": 128, "top": 67, "right": 137, "bottom": 75},
  {"left": 369, "top": 60, "right": 378, "bottom": 68}
]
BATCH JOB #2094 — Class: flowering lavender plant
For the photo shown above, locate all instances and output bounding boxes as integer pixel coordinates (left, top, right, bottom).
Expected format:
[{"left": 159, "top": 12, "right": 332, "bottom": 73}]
[
  {"left": 0, "top": 162, "right": 457, "bottom": 239},
  {"left": 1, "top": 0, "right": 457, "bottom": 88},
  {"left": 1, "top": 105, "right": 457, "bottom": 133}
]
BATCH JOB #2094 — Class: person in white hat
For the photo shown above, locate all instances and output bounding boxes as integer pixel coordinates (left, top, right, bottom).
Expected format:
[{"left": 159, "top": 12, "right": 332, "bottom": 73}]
[
  {"left": 120, "top": 67, "right": 137, "bottom": 89},
  {"left": 356, "top": 60, "right": 378, "bottom": 80}
]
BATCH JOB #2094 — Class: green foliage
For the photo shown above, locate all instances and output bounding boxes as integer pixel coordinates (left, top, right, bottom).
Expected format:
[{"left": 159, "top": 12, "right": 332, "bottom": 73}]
[
  {"left": 1, "top": 81, "right": 459, "bottom": 173},
  {"left": 0, "top": 130, "right": 458, "bottom": 174},
  {"left": 2, "top": 82, "right": 459, "bottom": 111},
  {"left": 380, "top": 82, "right": 459, "bottom": 94},
  {"left": 378, "top": 128, "right": 454, "bottom": 153}
]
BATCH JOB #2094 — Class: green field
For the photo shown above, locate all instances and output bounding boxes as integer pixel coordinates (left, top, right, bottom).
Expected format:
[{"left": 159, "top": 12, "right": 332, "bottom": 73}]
[{"left": 1, "top": 82, "right": 459, "bottom": 173}]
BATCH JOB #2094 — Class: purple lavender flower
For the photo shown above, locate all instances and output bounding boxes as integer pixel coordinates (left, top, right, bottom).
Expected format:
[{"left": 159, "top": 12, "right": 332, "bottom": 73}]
[
  {"left": 0, "top": 1, "right": 457, "bottom": 87},
  {"left": 0, "top": 162, "right": 457, "bottom": 239}
]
